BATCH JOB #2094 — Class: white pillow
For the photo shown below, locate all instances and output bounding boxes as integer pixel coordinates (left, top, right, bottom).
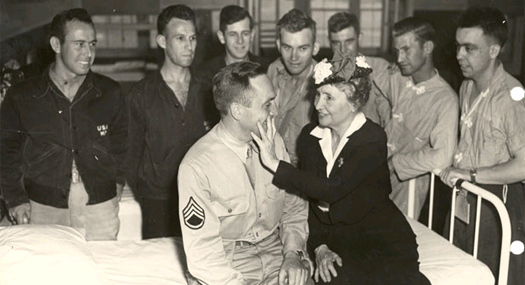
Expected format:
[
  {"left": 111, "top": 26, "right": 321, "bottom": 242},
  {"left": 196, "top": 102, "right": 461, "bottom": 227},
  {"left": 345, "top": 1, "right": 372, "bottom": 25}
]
[{"left": 0, "top": 224, "right": 107, "bottom": 285}]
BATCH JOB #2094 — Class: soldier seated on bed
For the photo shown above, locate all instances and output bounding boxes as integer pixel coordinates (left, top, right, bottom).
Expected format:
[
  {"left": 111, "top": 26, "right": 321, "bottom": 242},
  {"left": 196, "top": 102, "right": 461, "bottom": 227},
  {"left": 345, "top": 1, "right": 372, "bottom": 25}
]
[
  {"left": 0, "top": 8, "right": 126, "bottom": 241},
  {"left": 178, "top": 61, "right": 312, "bottom": 285}
]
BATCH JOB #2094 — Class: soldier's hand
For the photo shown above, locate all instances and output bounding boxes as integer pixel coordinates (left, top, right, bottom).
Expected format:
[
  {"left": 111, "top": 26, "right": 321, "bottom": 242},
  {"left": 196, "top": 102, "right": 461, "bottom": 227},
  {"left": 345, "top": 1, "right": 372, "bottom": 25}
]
[
  {"left": 9, "top": 202, "right": 31, "bottom": 224},
  {"left": 279, "top": 251, "right": 310, "bottom": 285}
]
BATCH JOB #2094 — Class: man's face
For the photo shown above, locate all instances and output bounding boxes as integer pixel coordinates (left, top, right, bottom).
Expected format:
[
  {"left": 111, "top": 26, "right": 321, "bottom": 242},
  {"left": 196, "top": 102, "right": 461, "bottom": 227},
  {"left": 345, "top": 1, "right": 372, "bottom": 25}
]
[
  {"left": 239, "top": 75, "right": 276, "bottom": 136},
  {"left": 219, "top": 17, "right": 253, "bottom": 61},
  {"left": 277, "top": 28, "right": 318, "bottom": 76},
  {"left": 329, "top": 26, "right": 359, "bottom": 58},
  {"left": 393, "top": 31, "right": 426, "bottom": 77},
  {"left": 56, "top": 20, "right": 96, "bottom": 77},
  {"left": 456, "top": 27, "right": 493, "bottom": 80},
  {"left": 159, "top": 18, "right": 197, "bottom": 68}
]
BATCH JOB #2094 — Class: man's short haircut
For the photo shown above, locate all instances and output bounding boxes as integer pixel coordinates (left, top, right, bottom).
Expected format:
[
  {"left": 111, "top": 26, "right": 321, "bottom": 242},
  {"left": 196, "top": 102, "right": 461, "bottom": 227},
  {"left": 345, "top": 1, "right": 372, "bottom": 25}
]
[
  {"left": 157, "top": 5, "right": 196, "bottom": 35},
  {"left": 213, "top": 61, "right": 266, "bottom": 116},
  {"left": 392, "top": 17, "right": 435, "bottom": 46},
  {"left": 49, "top": 8, "right": 93, "bottom": 43},
  {"left": 457, "top": 6, "right": 508, "bottom": 47},
  {"left": 276, "top": 8, "right": 316, "bottom": 41},
  {"left": 328, "top": 12, "right": 360, "bottom": 35},
  {"left": 220, "top": 5, "right": 253, "bottom": 32}
]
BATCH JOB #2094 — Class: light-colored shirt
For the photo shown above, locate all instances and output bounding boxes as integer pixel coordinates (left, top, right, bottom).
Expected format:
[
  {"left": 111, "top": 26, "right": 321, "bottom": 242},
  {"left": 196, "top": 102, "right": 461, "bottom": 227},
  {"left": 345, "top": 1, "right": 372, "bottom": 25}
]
[
  {"left": 454, "top": 63, "right": 525, "bottom": 170},
  {"left": 385, "top": 70, "right": 459, "bottom": 217},
  {"left": 364, "top": 56, "right": 392, "bottom": 127},
  {"left": 310, "top": 112, "right": 366, "bottom": 212},
  {"left": 267, "top": 59, "right": 317, "bottom": 166},
  {"left": 178, "top": 121, "right": 309, "bottom": 285}
]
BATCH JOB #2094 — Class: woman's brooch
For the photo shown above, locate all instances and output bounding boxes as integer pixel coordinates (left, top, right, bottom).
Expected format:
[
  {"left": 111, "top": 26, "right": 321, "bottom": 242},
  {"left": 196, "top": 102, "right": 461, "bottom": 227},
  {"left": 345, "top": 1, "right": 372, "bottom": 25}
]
[{"left": 337, "top": 157, "right": 344, "bottom": 168}]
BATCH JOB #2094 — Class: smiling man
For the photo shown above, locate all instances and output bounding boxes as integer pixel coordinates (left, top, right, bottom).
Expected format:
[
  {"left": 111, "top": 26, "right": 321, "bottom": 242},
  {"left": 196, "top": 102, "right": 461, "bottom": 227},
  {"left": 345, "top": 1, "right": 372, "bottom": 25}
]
[
  {"left": 384, "top": 17, "right": 458, "bottom": 220},
  {"left": 124, "top": 5, "right": 206, "bottom": 239},
  {"left": 1, "top": 8, "right": 127, "bottom": 240},
  {"left": 267, "top": 8, "right": 319, "bottom": 166},
  {"left": 179, "top": 61, "right": 311, "bottom": 285},
  {"left": 440, "top": 7, "right": 525, "bottom": 284},
  {"left": 197, "top": 5, "right": 271, "bottom": 128}
]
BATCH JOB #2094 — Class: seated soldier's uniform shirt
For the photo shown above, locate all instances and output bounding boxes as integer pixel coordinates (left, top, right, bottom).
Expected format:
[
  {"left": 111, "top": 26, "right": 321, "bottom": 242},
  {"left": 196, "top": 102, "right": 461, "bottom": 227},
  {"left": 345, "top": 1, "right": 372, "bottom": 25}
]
[
  {"left": 178, "top": 121, "right": 309, "bottom": 284},
  {"left": 267, "top": 59, "right": 317, "bottom": 166},
  {"left": 385, "top": 70, "right": 458, "bottom": 218}
]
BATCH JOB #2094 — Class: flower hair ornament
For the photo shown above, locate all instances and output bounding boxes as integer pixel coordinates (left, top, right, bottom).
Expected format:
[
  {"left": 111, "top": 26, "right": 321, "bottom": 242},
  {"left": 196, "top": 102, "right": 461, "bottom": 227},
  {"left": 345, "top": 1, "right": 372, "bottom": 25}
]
[{"left": 313, "top": 51, "right": 373, "bottom": 87}]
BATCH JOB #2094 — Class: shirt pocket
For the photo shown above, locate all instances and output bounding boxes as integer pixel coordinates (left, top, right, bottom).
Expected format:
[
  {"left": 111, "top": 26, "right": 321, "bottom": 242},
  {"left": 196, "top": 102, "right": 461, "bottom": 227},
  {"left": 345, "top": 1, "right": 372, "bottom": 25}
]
[
  {"left": 211, "top": 196, "right": 249, "bottom": 218},
  {"left": 210, "top": 196, "right": 250, "bottom": 239}
]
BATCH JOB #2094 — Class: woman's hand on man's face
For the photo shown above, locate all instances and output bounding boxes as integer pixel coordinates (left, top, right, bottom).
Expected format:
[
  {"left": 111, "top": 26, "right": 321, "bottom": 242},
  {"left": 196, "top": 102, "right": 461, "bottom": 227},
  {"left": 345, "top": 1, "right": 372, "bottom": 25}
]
[{"left": 251, "top": 116, "right": 280, "bottom": 172}]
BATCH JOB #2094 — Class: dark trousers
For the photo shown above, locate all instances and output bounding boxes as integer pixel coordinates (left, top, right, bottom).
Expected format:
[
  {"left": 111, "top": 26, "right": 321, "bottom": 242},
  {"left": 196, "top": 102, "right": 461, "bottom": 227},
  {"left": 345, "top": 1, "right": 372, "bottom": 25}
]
[
  {"left": 446, "top": 183, "right": 524, "bottom": 285},
  {"left": 309, "top": 202, "right": 430, "bottom": 285},
  {"left": 137, "top": 177, "right": 182, "bottom": 239},
  {"left": 141, "top": 197, "right": 182, "bottom": 239},
  {"left": 418, "top": 179, "right": 452, "bottom": 237}
]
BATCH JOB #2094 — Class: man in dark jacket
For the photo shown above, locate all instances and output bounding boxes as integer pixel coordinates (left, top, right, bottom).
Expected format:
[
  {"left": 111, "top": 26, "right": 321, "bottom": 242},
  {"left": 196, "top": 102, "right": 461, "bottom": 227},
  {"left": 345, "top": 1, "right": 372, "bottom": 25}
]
[
  {"left": 124, "top": 5, "right": 206, "bottom": 239},
  {"left": 0, "top": 8, "right": 127, "bottom": 241}
]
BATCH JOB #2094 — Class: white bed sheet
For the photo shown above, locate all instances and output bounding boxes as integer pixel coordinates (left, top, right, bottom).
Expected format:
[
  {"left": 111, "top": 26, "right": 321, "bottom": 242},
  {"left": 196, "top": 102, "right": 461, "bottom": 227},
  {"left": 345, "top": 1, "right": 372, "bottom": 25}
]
[
  {"left": 87, "top": 218, "right": 494, "bottom": 285},
  {"left": 88, "top": 237, "right": 187, "bottom": 285},
  {"left": 408, "top": 217, "right": 495, "bottom": 284}
]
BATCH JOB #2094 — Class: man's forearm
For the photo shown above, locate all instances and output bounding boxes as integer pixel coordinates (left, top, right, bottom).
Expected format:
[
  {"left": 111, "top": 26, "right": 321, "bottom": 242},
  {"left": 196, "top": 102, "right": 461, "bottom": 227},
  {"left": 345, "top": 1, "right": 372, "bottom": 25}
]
[{"left": 473, "top": 158, "right": 525, "bottom": 185}]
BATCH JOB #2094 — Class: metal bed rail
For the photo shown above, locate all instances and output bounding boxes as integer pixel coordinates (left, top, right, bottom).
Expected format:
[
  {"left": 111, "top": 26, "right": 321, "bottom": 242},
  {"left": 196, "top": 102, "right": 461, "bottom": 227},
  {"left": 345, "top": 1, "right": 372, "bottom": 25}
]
[{"left": 407, "top": 176, "right": 512, "bottom": 285}]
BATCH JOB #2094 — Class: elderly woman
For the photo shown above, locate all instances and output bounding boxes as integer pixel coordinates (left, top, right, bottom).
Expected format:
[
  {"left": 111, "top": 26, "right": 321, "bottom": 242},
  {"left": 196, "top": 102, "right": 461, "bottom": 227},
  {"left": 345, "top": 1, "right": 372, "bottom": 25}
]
[{"left": 251, "top": 57, "right": 430, "bottom": 284}]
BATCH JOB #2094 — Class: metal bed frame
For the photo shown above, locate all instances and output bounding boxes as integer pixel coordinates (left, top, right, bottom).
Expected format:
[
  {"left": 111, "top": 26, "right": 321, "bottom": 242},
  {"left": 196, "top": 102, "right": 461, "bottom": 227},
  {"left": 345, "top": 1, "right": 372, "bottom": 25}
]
[{"left": 407, "top": 175, "right": 512, "bottom": 285}]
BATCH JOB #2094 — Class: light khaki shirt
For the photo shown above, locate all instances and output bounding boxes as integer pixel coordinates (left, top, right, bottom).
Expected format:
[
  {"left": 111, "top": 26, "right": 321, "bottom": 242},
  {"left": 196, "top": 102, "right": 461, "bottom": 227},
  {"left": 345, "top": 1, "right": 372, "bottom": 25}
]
[
  {"left": 267, "top": 59, "right": 317, "bottom": 166},
  {"left": 364, "top": 55, "right": 392, "bottom": 127},
  {"left": 178, "top": 121, "right": 309, "bottom": 285}
]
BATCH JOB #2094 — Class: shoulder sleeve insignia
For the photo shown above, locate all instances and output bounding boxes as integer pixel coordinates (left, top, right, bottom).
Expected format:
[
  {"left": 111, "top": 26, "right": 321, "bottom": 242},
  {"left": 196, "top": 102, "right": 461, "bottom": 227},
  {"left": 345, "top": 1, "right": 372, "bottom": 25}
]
[{"left": 183, "top": 196, "right": 205, "bottom": 230}]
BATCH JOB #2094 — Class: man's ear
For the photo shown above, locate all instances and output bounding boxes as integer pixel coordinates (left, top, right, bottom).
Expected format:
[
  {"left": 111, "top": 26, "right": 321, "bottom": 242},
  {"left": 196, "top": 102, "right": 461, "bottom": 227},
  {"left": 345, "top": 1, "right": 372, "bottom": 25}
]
[
  {"left": 157, "top": 34, "right": 166, "bottom": 49},
  {"left": 313, "top": 41, "right": 320, "bottom": 56},
  {"left": 217, "top": 30, "right": 225, "bottom": 45},
  {"left": 423, "top": 40, "right": 434, "bottom": 56},
  {"left": 230, "top": 102, "right": 243, "bottom": 121},
  {"left": 276, "top": 38, "right": 281, "bottom": 50},
  {"left": 50, "top": 36, "right": 61, "bottom": 54},
  {"left": 250, "top": 29, "right": 255, "bottom": 43},
  {"left": 489, "top": 44, "right": 501, "bottom": 59}
]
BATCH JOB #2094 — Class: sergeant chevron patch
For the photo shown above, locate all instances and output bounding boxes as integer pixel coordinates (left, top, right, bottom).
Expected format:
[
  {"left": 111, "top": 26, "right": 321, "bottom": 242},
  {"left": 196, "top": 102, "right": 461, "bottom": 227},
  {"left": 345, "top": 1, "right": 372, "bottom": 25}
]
[{"left": 183, "top": 197, "right": 205, "bottom": 229}]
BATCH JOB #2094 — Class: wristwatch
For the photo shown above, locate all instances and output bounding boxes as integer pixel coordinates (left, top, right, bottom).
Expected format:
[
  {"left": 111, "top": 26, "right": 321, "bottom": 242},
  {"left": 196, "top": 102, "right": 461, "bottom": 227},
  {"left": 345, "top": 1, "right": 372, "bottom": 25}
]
[{"left": 469, "top": 168, "right": 477, "bottom": 184}]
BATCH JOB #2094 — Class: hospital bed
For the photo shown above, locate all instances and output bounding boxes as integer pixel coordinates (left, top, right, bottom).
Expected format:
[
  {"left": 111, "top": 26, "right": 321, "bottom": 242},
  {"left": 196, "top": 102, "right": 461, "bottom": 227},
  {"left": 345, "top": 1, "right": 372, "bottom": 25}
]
[
  {"left": 407, "top": 174, "right": 511, "bottom": 285},
  {"left": 1, "top": 181, "right": 503, "bottom": 285}
]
